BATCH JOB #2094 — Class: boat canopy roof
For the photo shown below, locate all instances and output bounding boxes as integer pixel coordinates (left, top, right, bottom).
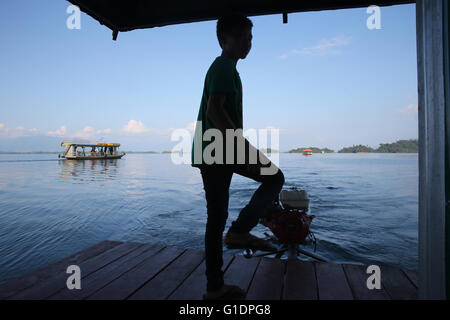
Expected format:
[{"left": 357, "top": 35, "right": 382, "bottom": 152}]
[
  {"left": 67, "top": 0, "right": 413, "bottom": 39},
  {"left": 61, "top": 140, "right": 120, "bottom": 147}
]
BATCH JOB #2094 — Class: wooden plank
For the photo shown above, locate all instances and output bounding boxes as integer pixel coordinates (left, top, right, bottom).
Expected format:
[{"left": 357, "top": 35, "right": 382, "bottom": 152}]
[
  {"left": 224, "top": 255, "right": 260, "bottom": 294},
  {"left": 0, "top": 240, "right": 121, "bottom": 300},
  {"left": 168, "top": 253, "right": 234, "bottom": 300},
  {"left": 283, "top": 259, "right": 318, "bottom": 300},
  {"left": 342, "top": 264, "right": 390, "bottom": 300},
  {"left": 2, "top": 238, "right": 419, "bottom": 302},
  {"left": 380, "top": 265, "right": 417, "bottom": 300},
  {"left": 246, "top": 257, "right": 284, "bottom": 300},
  {"left": 315, "top": 262, "right": 353, "bottom": 300},
  {"left": 128, "top": 249, "right": 205, "bottom": 300},
  {"left": 8, "top": 242, "right": 143, "bottom": 300},
  {"left": 47, "top": 243, "right": 164, "bottom": 300},
  {"left": 402, "top": 269, "right": 419, "bottom": 289},
  {"left": 87, "top": 246, "right": 185, "bottom": 300}
]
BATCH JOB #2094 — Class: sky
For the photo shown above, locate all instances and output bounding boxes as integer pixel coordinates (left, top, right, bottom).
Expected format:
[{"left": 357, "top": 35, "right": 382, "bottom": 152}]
[{"left": 0, "top": 1, "right": 418, "bottom": 152}]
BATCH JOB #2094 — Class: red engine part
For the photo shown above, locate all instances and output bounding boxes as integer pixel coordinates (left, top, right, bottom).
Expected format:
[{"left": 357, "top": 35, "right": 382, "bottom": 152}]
[{"left": 265, "top": 209, "right": 313, "bottom": 244}]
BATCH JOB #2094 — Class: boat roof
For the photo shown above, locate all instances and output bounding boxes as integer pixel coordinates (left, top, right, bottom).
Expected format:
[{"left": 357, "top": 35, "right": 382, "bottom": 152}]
[
  {"left": 67, "top": 0, "right": 413, "bottom": 39},
  {"left": 61, "top": 140, "right": 120, "bottom": 147}
]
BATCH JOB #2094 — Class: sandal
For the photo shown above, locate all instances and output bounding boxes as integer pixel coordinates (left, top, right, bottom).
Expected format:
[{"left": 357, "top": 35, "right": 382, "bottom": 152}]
[{"left": 224, "top": 231, "right": 276, "bottom": 251}]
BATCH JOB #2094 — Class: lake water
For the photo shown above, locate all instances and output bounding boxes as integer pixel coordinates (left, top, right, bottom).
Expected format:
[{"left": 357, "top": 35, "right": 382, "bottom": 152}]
[{"left": 0, "top": 153, "right": 418, "bottom": 285}]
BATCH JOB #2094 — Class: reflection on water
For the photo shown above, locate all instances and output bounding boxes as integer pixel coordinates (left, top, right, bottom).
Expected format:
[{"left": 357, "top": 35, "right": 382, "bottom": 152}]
[{"left": 58, "top": 159, "right": 120, "bottom": 183}]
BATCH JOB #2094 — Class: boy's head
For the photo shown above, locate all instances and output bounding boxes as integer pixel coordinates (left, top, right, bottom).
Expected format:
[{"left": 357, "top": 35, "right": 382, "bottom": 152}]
[{"left": 217, "top": 13, "right": 253, "bottom": 59}]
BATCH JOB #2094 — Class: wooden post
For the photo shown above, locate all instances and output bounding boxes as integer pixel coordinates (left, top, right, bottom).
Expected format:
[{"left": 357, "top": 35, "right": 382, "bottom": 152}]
[
  {"left": 416, "top": 0, "right": 447, "bottom": 299},
  {"left": 442, "top": 0, "right": 450, "bottom": 300}
]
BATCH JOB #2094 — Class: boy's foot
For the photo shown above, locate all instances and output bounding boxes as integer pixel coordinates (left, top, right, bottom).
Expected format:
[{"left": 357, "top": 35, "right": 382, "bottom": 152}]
[
  {"left": 259, "top": 217, "right": 270, "bottom": 227},
  {"left": 203, "top": 284, "right": 246, "bottom": 300},
  {"left": 224, "top": 230, "right": 276, "bottom": 251}
]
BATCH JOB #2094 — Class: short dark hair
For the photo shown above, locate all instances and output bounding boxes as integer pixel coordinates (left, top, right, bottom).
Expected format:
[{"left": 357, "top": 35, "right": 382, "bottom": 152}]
[{"left": 216, "top": 13, "right": 253, "bottom": 49}]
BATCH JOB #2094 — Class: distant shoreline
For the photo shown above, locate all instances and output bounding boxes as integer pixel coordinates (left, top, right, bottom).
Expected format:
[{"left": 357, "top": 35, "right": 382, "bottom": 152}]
[
  {"left": 288, "top": 139, "right": 419, "bottom": 154},
  {"left": 0, "top": 151, "right": 419, "bottom": 155},
  {"left": 0, "top": 139, "right": 419, "bottom": 154}
]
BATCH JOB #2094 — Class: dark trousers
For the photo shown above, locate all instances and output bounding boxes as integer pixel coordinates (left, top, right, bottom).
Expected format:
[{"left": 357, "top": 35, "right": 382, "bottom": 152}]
[{"left": 199, "top": 163, "right": 285, "bottom": 291}]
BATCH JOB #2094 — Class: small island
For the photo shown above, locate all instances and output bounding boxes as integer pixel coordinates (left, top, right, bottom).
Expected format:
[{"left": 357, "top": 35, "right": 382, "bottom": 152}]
[
  {"left": 338, "top": 139, "right": 418, "bottom": 153},
  {"left": 287, "top": 139, "right": 418, "bottom": 154},
  {"left": 288, "top": 147, "right": 334, "bottom": 154}
]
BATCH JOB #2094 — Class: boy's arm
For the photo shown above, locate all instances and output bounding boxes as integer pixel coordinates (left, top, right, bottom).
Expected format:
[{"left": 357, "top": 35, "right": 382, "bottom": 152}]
[
  {"left": 206, "top": 93, "right": 236, "bottom": 135},
  {"left": 207, "top": 93, "right": 269, "bottom": 169}
]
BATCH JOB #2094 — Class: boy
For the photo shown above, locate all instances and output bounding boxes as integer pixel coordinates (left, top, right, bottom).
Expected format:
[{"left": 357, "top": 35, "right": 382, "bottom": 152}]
[{"left": 191, "top": 13, "right": 285, "bottom": 300}]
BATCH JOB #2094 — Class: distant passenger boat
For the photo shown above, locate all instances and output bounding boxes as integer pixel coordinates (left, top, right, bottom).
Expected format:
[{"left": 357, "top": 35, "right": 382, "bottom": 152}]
[
  {"left": 59, "top": 140, "right": 126, "bottom": 160},
  {"left": 303, "top": 149, "right": 313, "bottom": 156}
]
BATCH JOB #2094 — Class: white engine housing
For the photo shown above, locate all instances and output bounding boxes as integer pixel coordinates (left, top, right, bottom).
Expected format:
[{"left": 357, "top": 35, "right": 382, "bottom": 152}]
[{"left": 279, "top": 187, "right": 310, "bottom": 209}]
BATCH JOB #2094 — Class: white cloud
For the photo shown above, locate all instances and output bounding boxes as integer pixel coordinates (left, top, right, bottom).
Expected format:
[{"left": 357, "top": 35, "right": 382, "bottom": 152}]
[
  {"left": 0, "top": 122, "right": 111, "bottom": 141},
  {"left": 279, "top": 35, "right": 352, "bottom": 59},
  {"left": 122, "top": 120, "right": 152, "bottom": 134},
  {"left": 0, "top": 123, "right": 40, "bottom": 138},
  {"left": 122, "top": 120, "right": 179, "bottom": 136},
  {"left": 398, "top": 103, "right": 418, "bottom": 114},
  {"left": 47, "top": 125, "right": 67, "bottom": 137},
  {"left": 46, "top": 125, "right": 111, "bottom": 139},
  {"left": 73, "top": 126, "right": 98, "bottom": 139}
]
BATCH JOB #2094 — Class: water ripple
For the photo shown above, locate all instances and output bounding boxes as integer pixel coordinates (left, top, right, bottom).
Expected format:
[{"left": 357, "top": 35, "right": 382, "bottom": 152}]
[{"left": 0, "top": 153, "right": 418, "bottom": 285}]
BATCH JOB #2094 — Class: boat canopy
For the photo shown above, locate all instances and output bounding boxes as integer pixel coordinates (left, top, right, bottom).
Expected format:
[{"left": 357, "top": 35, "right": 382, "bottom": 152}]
[
  {"left": 67, "top": 0, "right": 413, "bottom": 40},
  {"left": 61, "top": 140, "right": 120, "bottom": 147}
]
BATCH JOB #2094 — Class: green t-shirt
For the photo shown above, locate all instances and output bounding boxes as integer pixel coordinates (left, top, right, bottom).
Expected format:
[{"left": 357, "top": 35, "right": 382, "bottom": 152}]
[{"left": 191, "top": 55, "right": 243, "bottom": 168}]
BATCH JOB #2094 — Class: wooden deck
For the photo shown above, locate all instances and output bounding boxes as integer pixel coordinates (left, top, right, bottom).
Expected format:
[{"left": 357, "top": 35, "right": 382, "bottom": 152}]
[{"left": 0, "top": 240, "right": 418, "bottom": 300}]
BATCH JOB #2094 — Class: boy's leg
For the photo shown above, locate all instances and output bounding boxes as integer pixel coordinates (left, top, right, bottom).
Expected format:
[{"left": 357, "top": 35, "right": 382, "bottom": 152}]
[
  {"left": 200, "top": 165, "right": 233, "bottom": 292},
  {"left": 228, "top": 162, "right": 285, "bottom": 234}
]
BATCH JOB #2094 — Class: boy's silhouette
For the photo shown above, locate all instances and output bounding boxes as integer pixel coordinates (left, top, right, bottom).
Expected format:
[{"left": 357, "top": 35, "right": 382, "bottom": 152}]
[{"left": 191, "top": 13, "right": 285, "bottom": 300}]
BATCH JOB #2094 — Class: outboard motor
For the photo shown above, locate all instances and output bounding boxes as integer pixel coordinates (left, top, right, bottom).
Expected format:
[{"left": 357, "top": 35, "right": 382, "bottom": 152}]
[
  {"left": 264, "top": 187, "right": 314, "bottom": 247},
  {"left": 244, "top": 187, "right": 327, "bottom": 261}
]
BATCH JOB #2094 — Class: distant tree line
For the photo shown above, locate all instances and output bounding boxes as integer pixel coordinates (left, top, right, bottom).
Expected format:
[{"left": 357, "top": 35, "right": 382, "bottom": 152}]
[
  {"left": 288, "top": 147, "right": 334, "bottom": 153},
  {"left": 3, "top": 139, "right": 418, "bottom": 154},
  {"left": 375, "top": 139, "right": 418, "bottom": 153},
  {"left": 338, "top": 139, "right": 418, "bottom": 153},
  {"left": 287, "top": 139, "right": 418, "bottom": 154},
  {"left": 337, "top": 145, "right": 374, "bottom": 153}
]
